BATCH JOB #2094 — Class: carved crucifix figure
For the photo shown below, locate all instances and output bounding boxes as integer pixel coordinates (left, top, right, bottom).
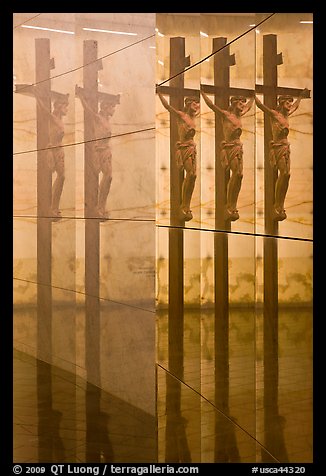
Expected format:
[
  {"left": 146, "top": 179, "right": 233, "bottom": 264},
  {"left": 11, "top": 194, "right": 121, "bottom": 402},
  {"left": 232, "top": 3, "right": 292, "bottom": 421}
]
[
  {"left": 157, "top": 91, "right": 200, "bottom": 222},
  {"left": 34, "top": 89, "right": 69, "bottom": 218},
  {"left": 76, "top": 86, "right": 119, "bottom": 220},
  {"left": 255, "top": 89, "right": 309, "bottom": 221},
  {"left": 201, "top": 90, "right": 254, "bottom": 221}
]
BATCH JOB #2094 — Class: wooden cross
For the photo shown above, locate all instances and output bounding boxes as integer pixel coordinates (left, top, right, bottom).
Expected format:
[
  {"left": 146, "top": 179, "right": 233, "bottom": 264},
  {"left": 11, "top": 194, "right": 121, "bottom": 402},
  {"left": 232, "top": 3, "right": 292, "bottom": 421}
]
[
  {"left": 156, "top": 37, "right": 200, "bottom": 227},
  {"left": 256, "top": 34, "right": 310, "bottom": 235},
  {"left": 201, "top": 36, "right": 255, "bottom": 230},
  {"left": 201, "top": 37, "right": 255, "bottom": 461},
  {"left": 257, "top": 34, "right": 310, "bottom": 462}
]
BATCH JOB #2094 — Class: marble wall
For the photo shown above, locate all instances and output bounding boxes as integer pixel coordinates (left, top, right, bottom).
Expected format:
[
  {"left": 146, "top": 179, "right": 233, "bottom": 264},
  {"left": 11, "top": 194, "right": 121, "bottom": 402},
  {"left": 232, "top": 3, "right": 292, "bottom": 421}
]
[{"left": 13, "top": 12, "right": 313, "bottom": 463}]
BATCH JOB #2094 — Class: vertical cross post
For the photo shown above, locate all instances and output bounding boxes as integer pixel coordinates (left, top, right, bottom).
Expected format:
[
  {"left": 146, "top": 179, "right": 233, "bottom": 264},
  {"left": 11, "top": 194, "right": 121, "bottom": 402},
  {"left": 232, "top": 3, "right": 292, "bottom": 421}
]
[
  {"left": 35, "top": 37, "right": 53, "bottom": 462},
  {"left": 213, "top": 37, "right": 233, "bottom": 460},
  {"left": 81, "top": 41, "right": 102, "bottom": 458},
  {"left": 262, "top": 37, "right": 280, "bottom": 427},
  {"left": 167, "top": 37, "right": 191, "bottom": 375},
  {"left": 213, "top": 37, "right": 234, "bottom": 231},
  {"left": 165, "top": 37, "right": 190, "bottom": 462},
  {"left": 83, "top": 40, "right": 102, "bottom": 218},
  {"left": 81, "top": 39, "right": 102, "bottom": 378},
  {"left": 76, "top": 40, "right": 120, "bottom": 419},
  {"left": 33, "top": 38, "right": 54, "bottom": 360}
]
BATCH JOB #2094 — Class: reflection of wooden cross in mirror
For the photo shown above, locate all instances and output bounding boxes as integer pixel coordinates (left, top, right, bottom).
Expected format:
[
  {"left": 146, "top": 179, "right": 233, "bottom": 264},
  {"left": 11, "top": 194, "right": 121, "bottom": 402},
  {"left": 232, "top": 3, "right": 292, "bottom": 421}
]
[
  {"left": 15, "top": 38, "right": 68, "bottom": 219},
  {"left": 156, "top": 37, "right": 200, "bottom": 227},
  {"left": 257, "top": 34, "right": 310, "bottom": 462},
  {"left": 75, "top": 40, "right": 120, "bottom": 219},
  {"left": 201, "top": 36, "right": 254, "bottom": 462}
]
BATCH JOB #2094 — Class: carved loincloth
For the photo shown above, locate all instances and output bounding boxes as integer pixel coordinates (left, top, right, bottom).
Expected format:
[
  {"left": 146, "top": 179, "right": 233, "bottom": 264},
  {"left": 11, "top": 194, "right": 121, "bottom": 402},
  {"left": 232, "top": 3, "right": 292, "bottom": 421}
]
[
  {"left": 175, "top": 139, "right": 197, "bottom": 172},
  {"left": 93, "top": 144, "right": 112, "bottom": 173},
  {"left": 220, "top": 140, "right": 243, "bottom": 169},
  {"left": 269, "top": 140, "right": 290, "bottom": 167}
]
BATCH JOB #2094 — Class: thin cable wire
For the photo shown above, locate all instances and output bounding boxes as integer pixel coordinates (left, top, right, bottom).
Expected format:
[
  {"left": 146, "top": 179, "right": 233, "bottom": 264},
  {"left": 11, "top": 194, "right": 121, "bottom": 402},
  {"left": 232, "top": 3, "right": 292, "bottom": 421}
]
[
  {"left": 13, "top": 13, "right": 277, "bottom": 157},
  {"left": 157, "top": 13, "right": 276, "bottom": 86},
  {"left": 13, "top": 126, "right": 155, "bottom": 156},
  {"left": 13, "top": 33, "right": 155, "bottom": 94},
  {"left": 13, "top": 13, "right": 43, "bottom": 29},
  {"left": 156, "top": 222, "right": 313, "bottom": 242},
  {"left": 157, "top": 363, "right": 280, "bottom": 463},
  {"left": 13, "top": 13, "right": 275, "bottom": 95}
]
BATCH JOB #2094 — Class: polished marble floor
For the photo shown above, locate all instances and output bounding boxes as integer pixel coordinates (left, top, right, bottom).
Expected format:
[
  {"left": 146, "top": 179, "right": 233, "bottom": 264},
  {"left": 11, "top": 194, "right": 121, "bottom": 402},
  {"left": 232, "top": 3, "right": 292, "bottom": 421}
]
[{"left": 14, "top": 306, "right": 312, "bottom": 464}]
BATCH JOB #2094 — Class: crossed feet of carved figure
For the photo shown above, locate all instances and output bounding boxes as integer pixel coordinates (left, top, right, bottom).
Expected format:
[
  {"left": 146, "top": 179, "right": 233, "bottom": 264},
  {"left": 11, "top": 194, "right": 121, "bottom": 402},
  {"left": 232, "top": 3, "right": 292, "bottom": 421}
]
[
  {"left": 272, "top": 207, "right": 287, "bottom": 221},
  {"left": 179, "top": 207, "right": 193, "bottom": 222},
  {"left": 224, "top": 207, "right": 239, "bottom": 222}
]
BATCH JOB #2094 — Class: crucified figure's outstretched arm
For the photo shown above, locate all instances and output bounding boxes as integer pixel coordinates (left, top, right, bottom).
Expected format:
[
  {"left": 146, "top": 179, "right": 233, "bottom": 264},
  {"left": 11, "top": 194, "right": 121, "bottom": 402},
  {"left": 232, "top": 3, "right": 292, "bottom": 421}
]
[
  {"left": 75, "top": 85, "right": 98, "bottom": 118},
  {"left": 200, "top": 90, "right": 228, "bottom": 117},
  {"left": 157, "top": 91, "right": 184, "bottom": 119},
  {"left": 288, "top": 88, "right": 310, "bottom": 115},
  {"left": 254, "top": 94, "right": 275, "bottom": 116}
]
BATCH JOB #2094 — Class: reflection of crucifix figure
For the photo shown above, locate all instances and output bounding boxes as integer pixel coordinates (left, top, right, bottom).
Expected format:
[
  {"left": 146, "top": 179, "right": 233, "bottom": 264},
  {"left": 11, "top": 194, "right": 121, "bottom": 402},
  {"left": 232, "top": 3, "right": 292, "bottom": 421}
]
[
  {"left": 76, "top": 40, "right": 120, "bottom": 220},
  {"left": 34, "top": 89, "right": 69, "bottom": 218},
  {"left": 201, "top": 90, "right": 254, "bottom": 221},
  {"left": 15, "top": 38, "right": 69, "bottom": 220},
  {"left": 255, "top": 90, "right": 308, "bottom": 221},
  {"left": 76, "top": 85, "right": 119, "bottom": 219},
  {"left": 15, "top": 83, "right": 69, "bottom": 219},
  {"left": 157, "top": 91, "right": 200, "bottom": 221}
]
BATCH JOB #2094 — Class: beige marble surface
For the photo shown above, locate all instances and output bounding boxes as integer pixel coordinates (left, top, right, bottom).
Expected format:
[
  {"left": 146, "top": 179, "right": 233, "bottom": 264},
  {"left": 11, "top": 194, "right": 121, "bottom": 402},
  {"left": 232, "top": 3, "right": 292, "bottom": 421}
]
[{"left": 13, "top": 14, "right": 313, "bottom": 455}]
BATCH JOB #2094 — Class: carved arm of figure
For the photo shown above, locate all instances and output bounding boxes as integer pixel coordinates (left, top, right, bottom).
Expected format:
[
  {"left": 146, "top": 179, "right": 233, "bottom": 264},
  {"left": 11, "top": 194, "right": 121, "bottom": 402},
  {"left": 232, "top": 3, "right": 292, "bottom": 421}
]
[
  {"left": 200, "top": 89, "right": 229, "bottom": 118},
  {"left": 75, "top": 85, "right": 98, "bottom": 118},
  {"left": 34, "top": 87, "right": 54, "bottom": 118},
  {"left": 157, "top": 91, "right": 184, "bottom": 119},
  {"left": 254, "top": 94, "right": 275, "bottom": 116},
  {"left": 240, "top": 96, "right": 255, "bottom": 116},
  {"left": 288, "top": 87, "right": 310, "bottom": 115}
]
